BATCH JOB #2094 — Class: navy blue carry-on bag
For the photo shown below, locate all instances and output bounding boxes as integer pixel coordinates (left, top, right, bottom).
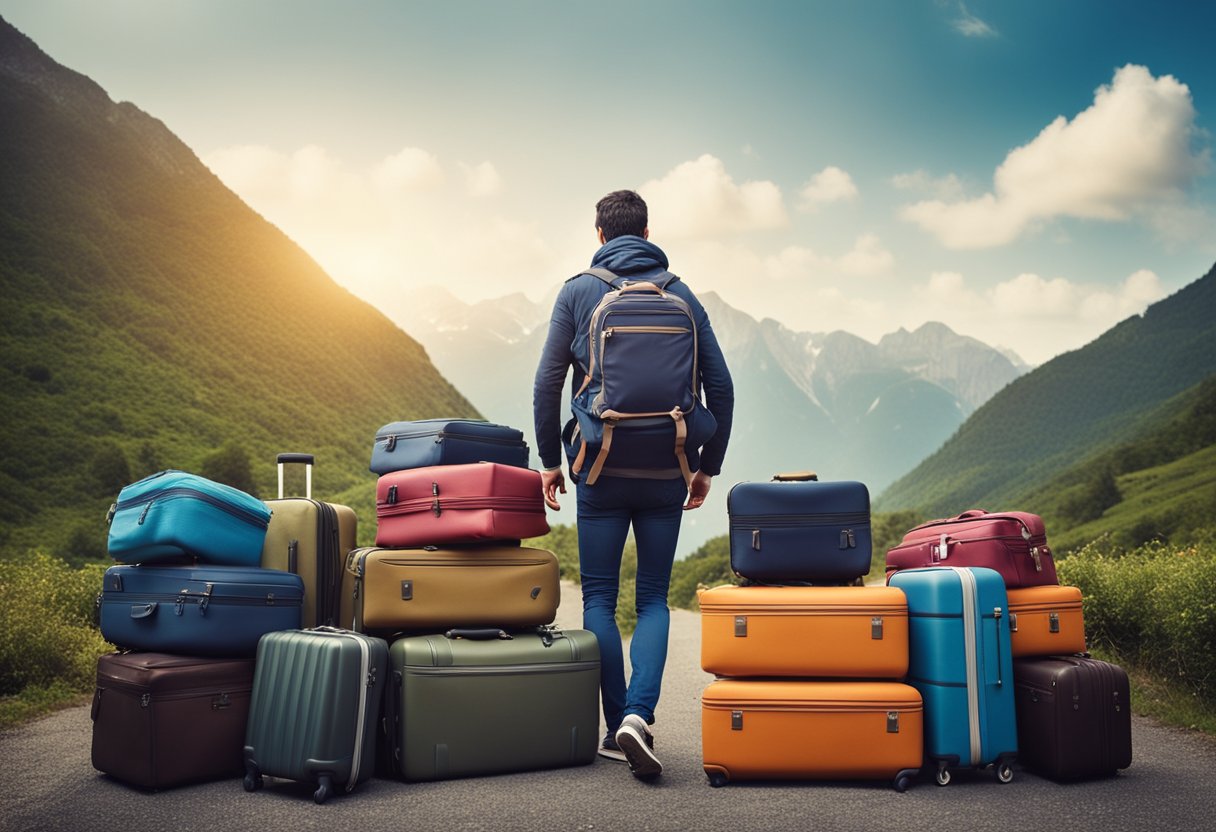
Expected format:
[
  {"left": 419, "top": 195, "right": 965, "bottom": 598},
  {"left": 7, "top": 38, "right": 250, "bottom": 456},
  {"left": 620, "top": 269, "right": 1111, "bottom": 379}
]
[
  {"left": 370, "top": 419, "right": 530, "bottom": 474},
  {"left": 727, "top": 472, "right": 871, "bottom": 583}
]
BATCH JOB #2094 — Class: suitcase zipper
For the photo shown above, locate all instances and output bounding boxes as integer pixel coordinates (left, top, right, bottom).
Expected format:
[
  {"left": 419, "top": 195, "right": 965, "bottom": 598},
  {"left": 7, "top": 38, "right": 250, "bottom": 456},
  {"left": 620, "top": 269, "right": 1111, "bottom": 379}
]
[
  {"left": 95, "top": 678, "right": 251, "bottom": 706},
  {"left": 377, "top": 496, "right": 543, "bottom": 514},
  {"left": 404, "top": 660, "right": 600, "bottom": 677},
  {"left": 378, "top": 430, "right": 526, "bottom": 452},
  {"left": 729, "top": 512, "right": 870, "bottom": 526},
  {"left": 111, "top": 487, "right": 270, "bottom": 530},
  {"left": 705, "top": 605, "right": 906, "bottom": 616},
  {"left": 102, "top": 591, "right": 302, "bottom": 612},
  {"left": 703, "top": 700, "right": 923, "bottom": 714},
  {"left": 373, "top": 558, "right": 550, "bottom": 568}
]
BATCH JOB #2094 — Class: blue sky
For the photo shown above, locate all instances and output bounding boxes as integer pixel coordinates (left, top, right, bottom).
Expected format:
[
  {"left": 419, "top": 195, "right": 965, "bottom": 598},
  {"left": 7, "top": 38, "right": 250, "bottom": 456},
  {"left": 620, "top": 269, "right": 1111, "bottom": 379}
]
[{"left": 5, "top": 0, "right": 1215, "bottom": 363}]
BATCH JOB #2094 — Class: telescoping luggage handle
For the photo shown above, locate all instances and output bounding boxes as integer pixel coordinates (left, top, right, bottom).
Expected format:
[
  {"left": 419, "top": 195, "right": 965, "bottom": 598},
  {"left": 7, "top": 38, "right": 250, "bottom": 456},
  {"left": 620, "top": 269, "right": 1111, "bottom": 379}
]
[
  {"left": 771, "top": 471, "right": 818, "bottom": 482},
  {"left": 277, "top": 453, "right": 315, "bottom": 499}
]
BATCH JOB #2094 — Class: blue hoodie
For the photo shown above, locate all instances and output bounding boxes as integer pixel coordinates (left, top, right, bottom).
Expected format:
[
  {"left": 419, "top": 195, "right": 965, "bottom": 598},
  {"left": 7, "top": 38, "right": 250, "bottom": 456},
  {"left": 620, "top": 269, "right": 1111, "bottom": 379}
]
[{"left": 532, "top": 235, "right": 734, "bottom": 477}]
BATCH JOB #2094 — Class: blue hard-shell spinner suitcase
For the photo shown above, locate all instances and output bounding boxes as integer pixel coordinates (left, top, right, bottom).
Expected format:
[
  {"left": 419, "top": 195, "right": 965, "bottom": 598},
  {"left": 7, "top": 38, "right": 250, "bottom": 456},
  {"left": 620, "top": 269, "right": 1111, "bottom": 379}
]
[
  {"left": 107, "top": 470, "right": 271, "bottom": 566},
  {"left": 727, "top": 473, "right": 871, "bottom": 584},
  {"left": 98, "top": 565, "right": 303, "bottom": 658},
  {"left": 370, "top": 419, "right": 530, "bottom": 475},
  {"left": 888, "top": 566, "right": 1018, "bottom": 785}
]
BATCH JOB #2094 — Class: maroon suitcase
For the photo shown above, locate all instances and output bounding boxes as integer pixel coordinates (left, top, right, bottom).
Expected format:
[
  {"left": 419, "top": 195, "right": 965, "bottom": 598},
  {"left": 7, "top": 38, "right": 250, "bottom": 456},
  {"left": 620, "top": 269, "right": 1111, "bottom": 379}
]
[
  {"left": 885, "top": 509, "right": 1057, "bottom": 588},
  {"left": 375, "top": 462, "right": 549, "bottom": 548},
  {"left": 91, "top": 652, "right": 255, "bottom": 789},
  {"left": 1013, "top": 655, "right": 1132, "bottom": 780}
]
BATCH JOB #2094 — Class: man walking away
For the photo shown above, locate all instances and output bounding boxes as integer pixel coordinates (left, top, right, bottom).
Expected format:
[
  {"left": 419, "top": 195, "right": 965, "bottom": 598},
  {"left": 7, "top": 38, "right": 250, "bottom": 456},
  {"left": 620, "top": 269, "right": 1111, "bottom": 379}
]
[{"left": 532, "top": 190, "right": 734, "bottom": 779}]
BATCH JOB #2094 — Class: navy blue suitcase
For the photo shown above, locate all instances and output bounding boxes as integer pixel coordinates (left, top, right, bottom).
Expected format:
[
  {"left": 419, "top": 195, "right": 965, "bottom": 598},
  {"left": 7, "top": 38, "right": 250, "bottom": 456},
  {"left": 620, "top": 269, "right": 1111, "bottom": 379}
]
[
  {"left": 889, "top": 566, "right": 1018, "bottom": 786},
  {"left": 370, "top": 419, "right": 530, "bottom": 474},
  {"left": 727, "top": 473, "right": 871, "bottom": 583},
  {"left": 99, "top": 565, "right": 303, "bottom": 657}
]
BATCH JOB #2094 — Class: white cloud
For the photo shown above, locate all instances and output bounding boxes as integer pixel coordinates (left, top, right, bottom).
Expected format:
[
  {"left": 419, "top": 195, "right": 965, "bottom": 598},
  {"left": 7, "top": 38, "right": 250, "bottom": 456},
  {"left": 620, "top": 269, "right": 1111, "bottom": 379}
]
[
  {"left": 375, "top": 147, "right": 444, "bottom": 192},
  {"left": 460, "top": 161, "right": 502, "bottom": 197},
  {"left": 639, "top": 154, "right": 788, "bottom": 238},
  {"left": 949, "top": 1, "right": 997, "bottom": 38},
  {"left": 798, "top": 166, "right": 859, "bottom": 210},
  {"left": 891, "top": 169, "right": 965, "bottom": 201},
  {"left": 835, "top": 234, "right": 894, "bottom": 276},
  {"left": 903, "top": 65, "right": 1206, "bottom": 248}
]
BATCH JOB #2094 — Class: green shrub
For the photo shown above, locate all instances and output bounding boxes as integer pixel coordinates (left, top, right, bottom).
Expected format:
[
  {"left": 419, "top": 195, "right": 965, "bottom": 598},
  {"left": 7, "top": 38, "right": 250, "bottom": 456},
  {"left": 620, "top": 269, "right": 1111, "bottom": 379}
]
[
  {"left": 0, "top": 552, "right": 110, "bottom": 696},
  {"left": 1058, "top": 538, "right": 1216, "bottom": 697}
]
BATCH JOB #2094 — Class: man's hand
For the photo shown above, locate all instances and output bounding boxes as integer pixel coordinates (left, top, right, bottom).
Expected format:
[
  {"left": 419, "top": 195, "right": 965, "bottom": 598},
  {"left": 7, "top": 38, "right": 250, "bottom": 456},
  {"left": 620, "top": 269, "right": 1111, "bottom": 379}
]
[
  {"left": 684, "top": 471, "right": 713, "bottom": 511},
  {"left": 541, "top": 467, "right": 566, "bottom": 511}
]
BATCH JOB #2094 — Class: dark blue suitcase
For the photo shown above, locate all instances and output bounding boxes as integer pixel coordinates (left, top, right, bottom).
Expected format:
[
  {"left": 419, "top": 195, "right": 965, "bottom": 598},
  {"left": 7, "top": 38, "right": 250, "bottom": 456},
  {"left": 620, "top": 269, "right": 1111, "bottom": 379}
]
[
  {"left": 370, "top": 419, "right": 530, "bottom": 474},
  {"left": 888, "top": 566, "right": 1018, "bottom": 785},
  {"left": 727, "top": 473, "right": 871, "bottom": 583},
  {"left": 99, "top": 565, "right": 303, "bottom": 657}
]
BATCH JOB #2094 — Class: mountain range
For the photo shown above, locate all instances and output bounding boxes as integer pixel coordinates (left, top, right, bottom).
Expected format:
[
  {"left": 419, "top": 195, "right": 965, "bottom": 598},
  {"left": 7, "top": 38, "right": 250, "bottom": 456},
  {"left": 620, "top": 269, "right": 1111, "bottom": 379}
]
[
  {"left": 0, "top": 16, "right": 475, "bottom": 559},
  {"left": 395, "top": 286, "right": 1029, "bottom": 550}
]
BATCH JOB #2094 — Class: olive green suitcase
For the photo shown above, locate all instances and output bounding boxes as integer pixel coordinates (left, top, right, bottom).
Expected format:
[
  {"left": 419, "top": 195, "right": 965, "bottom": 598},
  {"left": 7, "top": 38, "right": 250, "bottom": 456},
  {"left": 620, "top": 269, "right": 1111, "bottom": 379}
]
[
  {"left": 382, "top": 627, "right": 600, "bottom": 781},
  {"left": 243, "top": 628, "right": 388, "bottom": 803}
]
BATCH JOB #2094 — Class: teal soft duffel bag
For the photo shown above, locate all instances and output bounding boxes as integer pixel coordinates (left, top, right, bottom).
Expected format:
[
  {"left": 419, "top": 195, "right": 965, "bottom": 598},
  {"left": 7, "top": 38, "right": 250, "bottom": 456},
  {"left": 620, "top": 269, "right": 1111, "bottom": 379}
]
[{"left": 107, "top": 470, "right": 272, "bottom": 565}]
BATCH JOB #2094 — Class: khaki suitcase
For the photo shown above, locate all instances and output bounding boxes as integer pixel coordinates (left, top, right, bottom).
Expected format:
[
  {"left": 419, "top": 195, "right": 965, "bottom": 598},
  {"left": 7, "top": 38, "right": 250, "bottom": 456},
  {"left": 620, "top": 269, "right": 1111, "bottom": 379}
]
[
  {"left": 261, "top": 454, "right": 357, "bottom": 628},
  {"left": 340, "top": 544, "right": 559, "bottom": 633},
  {"left": 1006, "top": 585, "right": 1086, "bottom": 658},
  {"left": 699, "top": 584, "right": 908, "bottom": 678},
  {"left": 702, "top": 680, "right": 923, "bottom": 790}
]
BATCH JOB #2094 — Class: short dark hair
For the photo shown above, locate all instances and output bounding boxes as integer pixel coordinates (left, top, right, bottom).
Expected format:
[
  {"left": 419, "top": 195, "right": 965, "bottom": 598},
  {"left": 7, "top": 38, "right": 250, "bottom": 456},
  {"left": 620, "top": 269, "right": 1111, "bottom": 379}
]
[{"left": 595, "top": 190, "right": 648, "bottom": 240}]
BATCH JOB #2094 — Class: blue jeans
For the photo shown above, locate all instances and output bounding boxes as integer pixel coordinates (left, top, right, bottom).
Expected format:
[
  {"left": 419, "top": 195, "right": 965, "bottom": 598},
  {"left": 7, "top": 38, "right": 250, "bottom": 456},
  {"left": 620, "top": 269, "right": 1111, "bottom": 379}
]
[{"left": 576, "top": 475, "right": 687, "bottom": 730}]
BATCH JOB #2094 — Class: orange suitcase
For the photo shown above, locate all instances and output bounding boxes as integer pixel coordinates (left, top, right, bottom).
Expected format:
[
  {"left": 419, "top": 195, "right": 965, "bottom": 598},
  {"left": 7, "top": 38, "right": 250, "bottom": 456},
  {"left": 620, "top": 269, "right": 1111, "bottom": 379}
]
[
  {"left": 699, "top": 585, "right": 908, "bottom": 678},
  {"left": 702, "top": 680, "right": 922, "bottom": 790},
  {"left": 1006, "top": 585, "right": 1086, "bottom": 657}
]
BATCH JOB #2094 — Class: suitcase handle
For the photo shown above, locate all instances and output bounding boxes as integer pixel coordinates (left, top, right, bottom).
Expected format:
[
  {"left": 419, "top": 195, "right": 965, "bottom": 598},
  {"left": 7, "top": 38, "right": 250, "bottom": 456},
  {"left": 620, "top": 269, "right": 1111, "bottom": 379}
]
[
  {"left": 771, "top": 471, "right": 818, "bottom": 482},
  {"left": 951, "top": 509, "right": 988, "bottom": 520},
  {"left": 130, "top": 602, "right": 158, "bottom": 619},
  {"left": 444, "top": 628, "right": 512, "bottom": 640},
  {"left": 276, "top": 453, "right": 315, "bottom": 499}
]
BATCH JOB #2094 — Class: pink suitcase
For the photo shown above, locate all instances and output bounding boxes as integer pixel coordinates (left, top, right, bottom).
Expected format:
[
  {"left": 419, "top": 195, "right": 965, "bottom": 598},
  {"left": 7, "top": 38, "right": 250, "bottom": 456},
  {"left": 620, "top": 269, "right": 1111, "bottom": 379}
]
[
  {"left": 375, "top": 462, "right": 549, "bottom": 547},
  {"left": 885, "top": 509, "right": 1057, "bottom": 588}
]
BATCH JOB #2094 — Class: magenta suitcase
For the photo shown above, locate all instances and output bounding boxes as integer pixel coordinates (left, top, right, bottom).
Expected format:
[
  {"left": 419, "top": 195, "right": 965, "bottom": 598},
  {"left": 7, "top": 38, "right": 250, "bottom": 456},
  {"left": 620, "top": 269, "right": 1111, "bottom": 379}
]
[
  {"left": 375, "top": 462, "right": 549, "bottom": 548},
  {"left": 886, "top": 510, "right": 1057, "bottom": 588}
]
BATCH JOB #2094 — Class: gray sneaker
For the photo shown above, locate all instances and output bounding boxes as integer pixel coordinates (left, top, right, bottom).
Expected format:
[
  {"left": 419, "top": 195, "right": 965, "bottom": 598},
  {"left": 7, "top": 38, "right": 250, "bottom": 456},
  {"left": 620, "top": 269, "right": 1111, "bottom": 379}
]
[
  {"left": 614, "top": 714, "right": 662, "bottom": 779},
  {"left": 598, "top": 732, "right": 627, "bottom": 762}
]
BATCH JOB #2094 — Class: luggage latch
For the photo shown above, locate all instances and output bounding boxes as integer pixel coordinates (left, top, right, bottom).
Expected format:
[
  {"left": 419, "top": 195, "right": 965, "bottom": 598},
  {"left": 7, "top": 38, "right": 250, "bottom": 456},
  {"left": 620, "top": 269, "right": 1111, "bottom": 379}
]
[
  {"left": 386, "top": 485, "right": 398, "bottom": 505},
  {"left": 1009, "top": 612, "right": 1019, "bottom": 632},
  {"left": 734, "top": 616, "right": 747, "bottom": 638},
  {"left": 385, "top": 434, "right": 397, "bottom": 452},
  {"left": 140, "top": 693, "right": 151, "bottom": 709},
  {"left": 1031, "top": 546, "right": 1043, "bottom": 572},
  {"left": 839, "top": 529, "right": 856, "bottom": 550},
  {"left": 751, "top": 529, "right": 760, "bottom": 550},
  {"left": 871, "top": 616, "right": 883, "bottom": 639},
  {"left": 110, "top": 574, "right": 123, "bottom": 592},
  {"left": 401, "top": 580, "right": 413, "bottom": 601},
  {"left": 887, "top": 711, "right": 900, "bottom": 733},
  {"left": 212, "top": 692, "right": 230, "bottom": 710},
  {"left": 1049, "top": 611, "right": 1060, "bottom": 633},
  {"left": 105, "top": 503, "right": 117, "bottom": 525},
  {"left": 432, "top": 482, "right": 441, "bottom": 516},
  {"left": 936, "top": 534, "right": 949, "bottom": 561},
  {"left": 731, "top": 711, "right": 743, "bottom": 731}
]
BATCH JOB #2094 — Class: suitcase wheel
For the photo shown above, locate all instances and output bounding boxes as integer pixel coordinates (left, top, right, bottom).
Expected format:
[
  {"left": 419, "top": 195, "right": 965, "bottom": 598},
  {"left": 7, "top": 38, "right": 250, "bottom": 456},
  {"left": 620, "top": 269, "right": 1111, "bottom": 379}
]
[
  {"left": 893, "top": 769, "right": 917, "bottom": 793},
  {"left": 705, "top": 767, "right": 730, "bottom": 788},
  {"left": 314, "top": 774, "right": 333, "bottom": 805},
  {"left": 934, "top": 765, "right": 951, "bottom": 787},
  {"left": 243, "top": 762, "right": 263, "bottom": 792},
  {"left": 996, "top": 763, "right": 1014, "bottom": 784}
]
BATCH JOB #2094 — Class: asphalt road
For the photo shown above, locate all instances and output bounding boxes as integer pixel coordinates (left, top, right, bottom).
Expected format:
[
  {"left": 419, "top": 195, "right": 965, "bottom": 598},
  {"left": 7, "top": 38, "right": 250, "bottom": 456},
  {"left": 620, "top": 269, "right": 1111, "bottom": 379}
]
[{"left": 2, "top": 581, "right": 1213, "bottom": 832}]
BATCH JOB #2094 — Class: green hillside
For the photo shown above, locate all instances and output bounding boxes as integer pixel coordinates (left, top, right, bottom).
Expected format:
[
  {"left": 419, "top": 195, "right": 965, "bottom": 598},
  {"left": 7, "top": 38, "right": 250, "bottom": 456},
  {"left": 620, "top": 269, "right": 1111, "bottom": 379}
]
[
  {"left": 878, "top": 261, "right": 1216, "bottom": 516},
  {"left": 0, "top": 17, "right": 476, "bottom": 561}
]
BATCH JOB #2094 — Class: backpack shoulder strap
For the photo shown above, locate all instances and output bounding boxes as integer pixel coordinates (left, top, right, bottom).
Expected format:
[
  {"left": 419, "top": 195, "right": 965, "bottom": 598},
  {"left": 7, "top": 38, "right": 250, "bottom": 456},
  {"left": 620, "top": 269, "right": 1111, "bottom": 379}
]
[
  {"left": 654, "top": 271, "right": 680, "bottom": 290},
  {"left": 579, "top": 267, "right": 620, "bottom": 287}
]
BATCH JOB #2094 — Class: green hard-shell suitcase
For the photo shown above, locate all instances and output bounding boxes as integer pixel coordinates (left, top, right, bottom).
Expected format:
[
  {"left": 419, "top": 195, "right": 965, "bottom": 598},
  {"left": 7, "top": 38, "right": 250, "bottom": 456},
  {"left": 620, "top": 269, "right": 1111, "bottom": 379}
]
[
  {"left": 383, "top": 627, "right": 600, "bottom": 781},
  {"left": 243, "top": 628, "right": 388, "bottom": 803}
]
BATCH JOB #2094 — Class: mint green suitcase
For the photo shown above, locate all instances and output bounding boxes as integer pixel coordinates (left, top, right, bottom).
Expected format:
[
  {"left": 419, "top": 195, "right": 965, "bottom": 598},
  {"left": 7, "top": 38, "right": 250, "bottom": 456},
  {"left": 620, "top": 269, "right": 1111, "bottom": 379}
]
[
  {"left": 243, "top": 628, "right": 388, "bottom": 803},
  {"left": 383, "top": 628, "right": 600, "bottom": 781}
]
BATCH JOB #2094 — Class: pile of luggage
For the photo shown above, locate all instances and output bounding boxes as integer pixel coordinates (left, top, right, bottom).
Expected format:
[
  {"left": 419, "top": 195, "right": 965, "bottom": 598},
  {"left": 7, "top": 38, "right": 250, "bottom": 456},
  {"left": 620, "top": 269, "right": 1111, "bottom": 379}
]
[
  {"left": 700, "top": 472, "right": 1132, "bottom": 789},
  {"left": 91, "top": 418, "right": 603, "bottom": 803}
]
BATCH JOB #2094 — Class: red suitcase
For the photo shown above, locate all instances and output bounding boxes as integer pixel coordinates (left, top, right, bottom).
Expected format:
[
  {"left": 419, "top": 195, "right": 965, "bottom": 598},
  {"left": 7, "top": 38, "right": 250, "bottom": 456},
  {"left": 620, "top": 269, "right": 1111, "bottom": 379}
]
[
  {"left": 885, "top": 509, "right": 1057, "bottom": 588},
  {"left": 375, "top": 462, "right": 549, "bottom": 548}
]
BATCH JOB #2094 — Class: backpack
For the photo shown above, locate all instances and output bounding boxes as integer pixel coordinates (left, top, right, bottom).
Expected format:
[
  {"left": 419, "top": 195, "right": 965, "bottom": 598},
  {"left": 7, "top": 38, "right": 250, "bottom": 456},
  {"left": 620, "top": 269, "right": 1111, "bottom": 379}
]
[{"left": 567, "top": 268, "right": 717, "bottom": 485}]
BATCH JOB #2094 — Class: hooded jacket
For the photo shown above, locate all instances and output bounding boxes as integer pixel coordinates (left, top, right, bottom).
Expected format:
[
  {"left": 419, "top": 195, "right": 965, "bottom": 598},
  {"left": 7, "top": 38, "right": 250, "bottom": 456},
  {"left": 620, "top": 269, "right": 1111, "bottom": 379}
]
[{"left": 532, "top": 235, "right": 734, "bottom": 478}]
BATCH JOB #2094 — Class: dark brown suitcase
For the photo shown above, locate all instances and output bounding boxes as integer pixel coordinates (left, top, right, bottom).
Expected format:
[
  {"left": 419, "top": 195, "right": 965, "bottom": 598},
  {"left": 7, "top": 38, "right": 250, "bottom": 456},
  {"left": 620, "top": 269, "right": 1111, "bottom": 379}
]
[
  {"left": 1013, "top": 654, "right": 1132, "bottom": 780},
  {"left": 90, "top": 652, "right": 255, "bottom": 789}
]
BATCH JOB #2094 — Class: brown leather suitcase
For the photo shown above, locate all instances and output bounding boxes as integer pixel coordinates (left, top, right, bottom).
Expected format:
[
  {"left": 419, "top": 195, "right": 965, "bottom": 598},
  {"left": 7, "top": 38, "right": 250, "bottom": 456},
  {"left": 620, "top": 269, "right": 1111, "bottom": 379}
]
[
  {"left": 1013, "top": 655, "right": 1132, "bottom": 780},
  {"left": 699, "top": 585, "right": 908, "bottom": 678},
  {"left": 261, "top": 453, "right": 357, "bottom": 629},
  {"left": 1006, "top": 585, "right": 1086, "bottom": 657},
  {"left": 702, "top": 679, "right": 922, "bottom": 790},
  {"left": 90, "top": 652, "right": 254, "bottom": 789},
  {"left": 340, "top": 545, "right": 559, "bottom": 633}
]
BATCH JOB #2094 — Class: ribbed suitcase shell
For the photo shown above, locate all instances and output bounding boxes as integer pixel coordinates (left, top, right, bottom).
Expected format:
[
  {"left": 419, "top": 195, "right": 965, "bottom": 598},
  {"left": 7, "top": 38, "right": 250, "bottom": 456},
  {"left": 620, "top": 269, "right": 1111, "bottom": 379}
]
[
  {"left": 375, "top": 463, "right": 549, "bottom": 548},
  {"left": 889, "top": 567, "right": 1018, "bottom": 782},
  {"left": 1006, "top": 586, "right": 1086, "bottom": 658},
  {"left": 727, "top": 479, "right": 871, "bottom": 583},
  {"left": 90, "top": 652, "right": 254, "bottom": 789},
  {"left": 699, "top": 585, "right": 908, "bottom": 678},
  {"left": 384, "top": 629, "right": 600, "bottom": 781},
  {"left": 370, "top": 418, "right": 529, "bottom": 475},
  {"left": 1013, "top": 655, "right": 1132, "bottom": 780},
  {"left": 261, "top": 498, "right": 356, "bottom": 628},
  {"left": 886, "top": 510, "right": 1057, "bottom": 588},
  {"left": 341, "top": 545, "right": 559, "bottom": 633},
  {"left": 99, "top": 565, "right": 303, "bottom": 657},
  {"left": 701, "top": 680, "right": 923, "bottom": 789},
  {"left": 243, "top": 629, "right": 388, "bottom": 803},
  {"left": 107, "top": 470, "right": 271, "bottom": 566}
]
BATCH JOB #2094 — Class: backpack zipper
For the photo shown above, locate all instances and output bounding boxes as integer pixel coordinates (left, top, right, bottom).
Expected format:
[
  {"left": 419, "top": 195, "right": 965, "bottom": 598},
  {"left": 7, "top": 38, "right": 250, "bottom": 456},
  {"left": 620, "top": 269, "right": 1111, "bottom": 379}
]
[{"left": 112, "top": 488, "right": 269, "bottom": 530}]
